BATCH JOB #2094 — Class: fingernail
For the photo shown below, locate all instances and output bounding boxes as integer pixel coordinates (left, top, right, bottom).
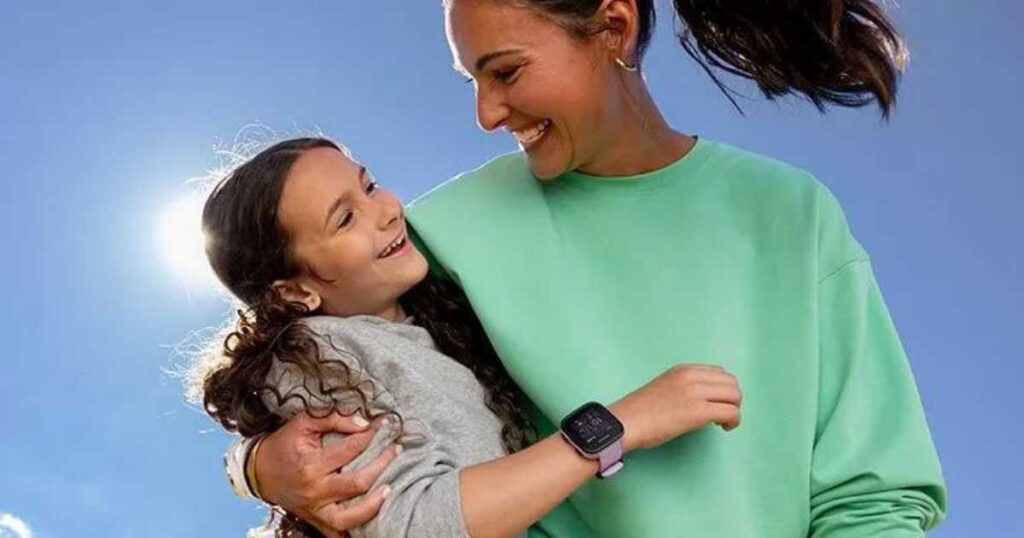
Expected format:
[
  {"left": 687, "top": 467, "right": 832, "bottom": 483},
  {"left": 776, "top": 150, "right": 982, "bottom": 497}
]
[
  {"left": 352, "top": 415, "right": 369, "bottom": 428},
  {"left": 394, "top": 444, "right": 404, "bottom": 456},
  {"left": 381, "top": 484, "right": 392, "bottom": 499}
]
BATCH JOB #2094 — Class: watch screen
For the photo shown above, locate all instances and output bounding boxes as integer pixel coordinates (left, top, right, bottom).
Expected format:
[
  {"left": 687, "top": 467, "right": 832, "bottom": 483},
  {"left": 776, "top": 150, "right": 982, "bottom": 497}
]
[{"left": 561, "top": 402, "right": 624, "bottom": 454}]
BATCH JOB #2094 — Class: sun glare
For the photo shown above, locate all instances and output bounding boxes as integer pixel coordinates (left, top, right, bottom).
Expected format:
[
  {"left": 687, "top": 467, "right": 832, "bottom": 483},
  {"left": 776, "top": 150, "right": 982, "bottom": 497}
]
[
  {"left": 157, "top": 191, "right": 216, "bottom": 288},
  {"left": 0, "top": 512, "right": 34, "bottom": 538}
]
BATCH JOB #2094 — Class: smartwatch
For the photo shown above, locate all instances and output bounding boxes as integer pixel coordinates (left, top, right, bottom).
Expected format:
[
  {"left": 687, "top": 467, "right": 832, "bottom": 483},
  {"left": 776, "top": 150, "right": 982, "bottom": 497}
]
[{"left": 559, "top": 401, "right": 625, "bottom": 479}]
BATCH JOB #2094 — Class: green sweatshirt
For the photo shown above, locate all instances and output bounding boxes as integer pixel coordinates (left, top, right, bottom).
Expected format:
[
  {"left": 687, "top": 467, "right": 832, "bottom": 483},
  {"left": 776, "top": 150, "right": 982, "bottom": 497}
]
[{"left": 406, "top": 139, "right": 946, "bottom": 537}]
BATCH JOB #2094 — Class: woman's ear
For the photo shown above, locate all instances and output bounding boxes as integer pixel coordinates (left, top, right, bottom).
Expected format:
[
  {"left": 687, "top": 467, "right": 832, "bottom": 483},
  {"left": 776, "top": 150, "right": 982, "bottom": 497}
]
[
  {"left": 272, "top": 279, "right": 322, "bottom": 312},
  {"left": 598, "top": 0, "right": 640, "bottom": 64}
]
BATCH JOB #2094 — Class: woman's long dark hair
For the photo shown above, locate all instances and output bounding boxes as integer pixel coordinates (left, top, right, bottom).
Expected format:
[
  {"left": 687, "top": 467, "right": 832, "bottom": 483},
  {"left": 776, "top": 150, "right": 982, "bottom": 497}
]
[
  {"left": 196, "top": 137, "right": 532, "bottom": 537},
  {"left": 511, "top": 0, "right": 906, "bottom": 116}
]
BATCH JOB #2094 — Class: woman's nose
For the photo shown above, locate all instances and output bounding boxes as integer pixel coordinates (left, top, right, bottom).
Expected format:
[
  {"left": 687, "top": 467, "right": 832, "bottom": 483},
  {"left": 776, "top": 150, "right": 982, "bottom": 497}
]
[{"left": 476, "top": 84, "right": 510, "bottom": 132}]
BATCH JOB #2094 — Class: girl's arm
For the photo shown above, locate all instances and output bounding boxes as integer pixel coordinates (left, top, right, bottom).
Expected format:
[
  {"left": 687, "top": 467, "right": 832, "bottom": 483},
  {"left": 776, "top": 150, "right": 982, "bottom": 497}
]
[
  {"left": 460, "top": 364, "right": 742, "bottom": 538},
  {"left": 459, "top": 432, "right": 599, "bottom": 538},
  {"left": 256, "top": 362, "right": 741, "bottom": 538}
]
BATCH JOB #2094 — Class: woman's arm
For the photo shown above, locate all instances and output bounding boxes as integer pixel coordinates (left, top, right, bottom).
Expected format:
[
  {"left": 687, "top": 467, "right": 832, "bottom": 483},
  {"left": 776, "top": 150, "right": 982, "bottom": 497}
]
[
  {"left": 808, "top": 186, "right": 946, "bottom": 536},
  {"left": 809, "top": 260, "right": 946, "bottom": 537},
  {"left": 242, "top": 412, "right": 398, "bottom": 535}
]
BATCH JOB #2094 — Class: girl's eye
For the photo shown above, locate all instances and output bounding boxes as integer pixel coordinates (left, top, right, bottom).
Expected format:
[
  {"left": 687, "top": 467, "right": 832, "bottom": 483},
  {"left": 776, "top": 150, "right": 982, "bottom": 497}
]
[
  {"left": 337, "top": 211, "right": 354, "bottom": 230},
  {"left": 336, "top": 181, "right": 378, "bottom": 231}
]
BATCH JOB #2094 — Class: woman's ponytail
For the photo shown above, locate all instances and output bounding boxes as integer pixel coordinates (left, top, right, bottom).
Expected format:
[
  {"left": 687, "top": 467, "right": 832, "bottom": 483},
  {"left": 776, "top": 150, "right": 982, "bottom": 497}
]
[
  {"left": 670, "top": 0, "right": 907, "bottom": 116},
  {"left": 510, "top": 0, "right": 907, "bottom": 115}
]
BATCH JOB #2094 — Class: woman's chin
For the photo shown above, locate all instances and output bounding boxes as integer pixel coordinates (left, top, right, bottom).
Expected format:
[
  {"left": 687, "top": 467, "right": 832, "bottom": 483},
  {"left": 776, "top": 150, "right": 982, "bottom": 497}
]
[{"left": 527, "top": 156, "right": 569, "bottom": 181}]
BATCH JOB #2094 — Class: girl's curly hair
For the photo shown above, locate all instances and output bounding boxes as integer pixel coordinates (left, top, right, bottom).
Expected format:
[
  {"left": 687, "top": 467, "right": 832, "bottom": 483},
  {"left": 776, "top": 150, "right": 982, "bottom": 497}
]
[{"left": 194, "top": 137, "right": 532, "bottom": 536}]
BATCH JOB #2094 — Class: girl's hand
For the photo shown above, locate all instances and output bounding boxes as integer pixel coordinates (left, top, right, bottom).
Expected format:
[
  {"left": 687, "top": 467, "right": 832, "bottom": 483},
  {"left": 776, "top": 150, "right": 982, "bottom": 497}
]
[{"left": 610, "top": 364, "right": 742, "bottom": 451}]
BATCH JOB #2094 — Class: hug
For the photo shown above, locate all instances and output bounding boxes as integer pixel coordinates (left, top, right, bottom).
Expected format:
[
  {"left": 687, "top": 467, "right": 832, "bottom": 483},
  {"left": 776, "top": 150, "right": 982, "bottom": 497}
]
[{"left": 189, "top": 1, "right": 947, "bottom": 536}]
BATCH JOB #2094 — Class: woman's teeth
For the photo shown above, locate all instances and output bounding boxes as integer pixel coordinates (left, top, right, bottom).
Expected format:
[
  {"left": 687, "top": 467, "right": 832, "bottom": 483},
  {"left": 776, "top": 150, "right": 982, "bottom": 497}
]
[
  {"left": 379, "top": 235, "right": 406, "bottom": 258},
  {"left": 513, "top": 119, "right": 551, "bottom": 147}
]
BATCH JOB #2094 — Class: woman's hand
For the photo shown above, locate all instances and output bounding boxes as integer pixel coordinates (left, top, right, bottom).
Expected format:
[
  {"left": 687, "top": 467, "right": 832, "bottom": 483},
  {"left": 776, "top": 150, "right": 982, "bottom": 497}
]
[
  {"left": 610, "top": 364, "right": 742, "bottom": 451},
  {"left": 254, "top": 411, "right": 401, "bottom": 534}
]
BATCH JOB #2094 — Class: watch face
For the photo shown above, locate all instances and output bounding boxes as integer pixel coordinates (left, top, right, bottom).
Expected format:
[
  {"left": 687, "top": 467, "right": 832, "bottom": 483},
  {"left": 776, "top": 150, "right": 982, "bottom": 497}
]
[{"left": 561, "top": 402, "right": 624, "bottom": 454}]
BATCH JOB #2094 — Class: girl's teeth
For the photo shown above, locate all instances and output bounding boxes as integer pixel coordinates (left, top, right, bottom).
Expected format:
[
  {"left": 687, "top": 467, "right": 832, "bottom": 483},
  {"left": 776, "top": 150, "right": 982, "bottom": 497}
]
[{"left": 380, "top": 236, "right": 404, "bottom": 258}]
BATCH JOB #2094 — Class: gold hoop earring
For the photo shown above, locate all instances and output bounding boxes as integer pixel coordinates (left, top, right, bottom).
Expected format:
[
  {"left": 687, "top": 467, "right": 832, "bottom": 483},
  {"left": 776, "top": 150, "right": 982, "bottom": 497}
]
[{"left": 615, "top": 57, "right": 638, "bottom": 73}]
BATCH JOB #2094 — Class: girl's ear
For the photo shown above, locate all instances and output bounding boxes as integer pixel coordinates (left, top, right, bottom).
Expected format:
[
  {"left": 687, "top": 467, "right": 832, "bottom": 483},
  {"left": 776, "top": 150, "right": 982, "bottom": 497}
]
[{"left": 271, "top": 279, "right": 322, "bottom": 312}]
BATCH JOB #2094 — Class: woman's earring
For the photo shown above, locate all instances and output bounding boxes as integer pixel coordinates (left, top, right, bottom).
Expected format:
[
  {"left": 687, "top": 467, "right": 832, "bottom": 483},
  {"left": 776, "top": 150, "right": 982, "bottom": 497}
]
[{"left": 615, "top": 57, "right": 638, "bottom": 73}]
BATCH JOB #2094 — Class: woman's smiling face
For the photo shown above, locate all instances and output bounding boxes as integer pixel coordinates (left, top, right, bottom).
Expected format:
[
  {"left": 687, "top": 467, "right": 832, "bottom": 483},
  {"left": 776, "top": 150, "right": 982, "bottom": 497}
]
[
  {"left": 445, "top": 0, "right": 627, "bottom": 180},
  {"left": 275, "top": 146, "right": 428, "bottom": 318}
]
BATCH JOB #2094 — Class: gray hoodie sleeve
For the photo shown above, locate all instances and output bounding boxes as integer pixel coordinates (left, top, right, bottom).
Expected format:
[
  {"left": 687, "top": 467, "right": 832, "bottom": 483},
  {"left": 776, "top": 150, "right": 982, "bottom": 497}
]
[{"left": 263, "top": 326, "right": 470, "bottom": 538}]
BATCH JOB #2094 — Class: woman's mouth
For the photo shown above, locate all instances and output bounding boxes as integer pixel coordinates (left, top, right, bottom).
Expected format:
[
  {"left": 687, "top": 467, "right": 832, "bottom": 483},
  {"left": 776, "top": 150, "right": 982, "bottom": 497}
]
[
  {"left": 378, "top": 233, "right": 411, "bottom": 259},
  {"left": 511, "top": 119, "right": 552, "bottom": 150}
]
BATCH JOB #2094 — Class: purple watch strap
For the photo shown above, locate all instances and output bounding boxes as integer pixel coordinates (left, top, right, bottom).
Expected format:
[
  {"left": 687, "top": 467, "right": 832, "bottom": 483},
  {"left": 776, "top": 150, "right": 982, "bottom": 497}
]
[{"left": 597, "top": 439, "right": 624, "bottom": 478}]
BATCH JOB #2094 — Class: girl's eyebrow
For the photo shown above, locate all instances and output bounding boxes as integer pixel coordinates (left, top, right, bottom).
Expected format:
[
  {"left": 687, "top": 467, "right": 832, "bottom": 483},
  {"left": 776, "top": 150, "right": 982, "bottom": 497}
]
[{"left": 323, "top": 166, "right": 367, "bottom": 230}]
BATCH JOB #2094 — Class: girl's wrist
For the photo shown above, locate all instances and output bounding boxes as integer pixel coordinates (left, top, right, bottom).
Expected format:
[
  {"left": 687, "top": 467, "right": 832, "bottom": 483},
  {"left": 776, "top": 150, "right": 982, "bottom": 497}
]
[{"left": 608, "top": 399, "right": 639, "bottom": 452}]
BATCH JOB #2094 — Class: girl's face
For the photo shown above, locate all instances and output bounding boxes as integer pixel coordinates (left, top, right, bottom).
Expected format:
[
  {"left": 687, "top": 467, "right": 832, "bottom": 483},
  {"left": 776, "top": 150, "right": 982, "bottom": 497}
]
[
  {"left": 275, "top": 147, "right": 428, "bottom": 318},
  {"left": 445, "top": 0, "right": 627, "bottom": 180}
]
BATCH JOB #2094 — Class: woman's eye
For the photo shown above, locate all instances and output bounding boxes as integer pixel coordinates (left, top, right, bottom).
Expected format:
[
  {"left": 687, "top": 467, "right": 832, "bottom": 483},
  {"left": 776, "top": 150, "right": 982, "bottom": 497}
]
[
  {"left": 365, "top": 180, "right": 379, "bottom": 194},
  {"left": 495, "top": 66, "right": 521, "bottom": 83}
]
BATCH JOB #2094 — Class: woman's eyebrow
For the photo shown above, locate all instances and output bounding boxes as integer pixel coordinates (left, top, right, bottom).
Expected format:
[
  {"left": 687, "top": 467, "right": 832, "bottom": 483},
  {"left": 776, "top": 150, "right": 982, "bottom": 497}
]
[
  {"left": 474, "top": 48, "right": 524, "bottom": 72},
  {"left": 323, "top": 166, "right": 367, "bottom": 230}
]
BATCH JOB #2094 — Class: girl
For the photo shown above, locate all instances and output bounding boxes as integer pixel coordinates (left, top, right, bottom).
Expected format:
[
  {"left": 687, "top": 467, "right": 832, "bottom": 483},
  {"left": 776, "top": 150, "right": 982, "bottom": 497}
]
[{"left": 197, "top": 137, "right": 743, "bottom": 537}]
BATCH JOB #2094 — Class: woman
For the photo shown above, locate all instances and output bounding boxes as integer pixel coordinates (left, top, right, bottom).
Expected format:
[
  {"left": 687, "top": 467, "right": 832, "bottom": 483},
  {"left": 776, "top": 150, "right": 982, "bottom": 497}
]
[
  {"left": 199, "top": 137, "right": 744, "bottom": 537},
  {"left": 229, "top": 0, "right": 947, "bottom": 536}
]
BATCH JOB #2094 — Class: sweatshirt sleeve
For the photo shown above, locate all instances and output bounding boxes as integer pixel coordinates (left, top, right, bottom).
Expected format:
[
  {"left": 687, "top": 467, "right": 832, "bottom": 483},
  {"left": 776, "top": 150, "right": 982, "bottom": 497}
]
[
  {"left": 330, "top": 419, "right": 468, "bottom": 538},
  {"left": 264, "top": 325, "right": 471, "bottom": 538},
  {"left": 809, "top": 187, "right": 947, "bottom": 537}
]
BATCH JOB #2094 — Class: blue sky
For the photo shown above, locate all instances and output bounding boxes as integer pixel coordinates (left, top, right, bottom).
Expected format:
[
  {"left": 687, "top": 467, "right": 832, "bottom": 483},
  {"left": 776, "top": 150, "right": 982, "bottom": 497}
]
[{"left": 1, "top": 1, "right": 1021, "bottom": 536}]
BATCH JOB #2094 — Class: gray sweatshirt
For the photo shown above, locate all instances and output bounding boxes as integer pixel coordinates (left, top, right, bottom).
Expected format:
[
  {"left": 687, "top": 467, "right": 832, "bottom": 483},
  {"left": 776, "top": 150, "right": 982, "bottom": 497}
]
[{"left": 262, "top": 314, "right": 510, "bottom": 538}]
